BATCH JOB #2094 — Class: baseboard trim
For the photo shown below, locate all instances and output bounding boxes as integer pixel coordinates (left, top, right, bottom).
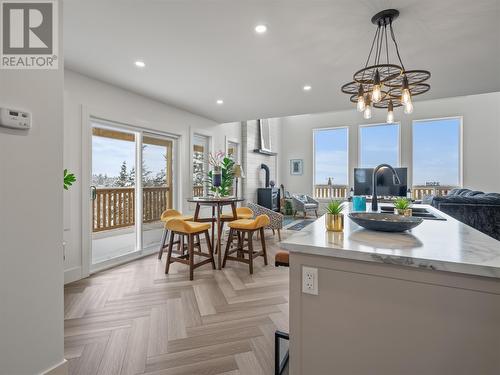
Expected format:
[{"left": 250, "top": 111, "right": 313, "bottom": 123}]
[
  {"left": 64, "top": 266, "right": 82, "bottom": 284},
  {"left": 42, "top": 359, "right": 68, "bottom": 375}
]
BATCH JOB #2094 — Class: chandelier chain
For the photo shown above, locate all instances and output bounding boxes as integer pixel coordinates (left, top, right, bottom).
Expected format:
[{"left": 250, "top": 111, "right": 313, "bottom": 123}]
[
  {"left": 389, "top": 19, "right": 406, "bottom": 71},
  {"left": 384, "top": 25, "right": 390, "bottom": 75},
  {"left": 361, "top": 26, "right": 380, "bottom": 82},
  {"left": 377, "top": 24, "right": 384, "bottom": 65}
]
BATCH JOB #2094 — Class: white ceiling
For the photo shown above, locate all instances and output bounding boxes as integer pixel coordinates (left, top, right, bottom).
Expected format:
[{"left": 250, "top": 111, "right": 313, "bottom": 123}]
[{"left": 64, "top": 0, "right": 500, "bottom": 123}]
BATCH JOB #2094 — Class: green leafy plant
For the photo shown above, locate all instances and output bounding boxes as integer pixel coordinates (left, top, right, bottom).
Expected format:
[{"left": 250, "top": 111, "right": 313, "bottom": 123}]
[
  {"left": 326, "top": 199, "right": 344, "bottom": 215},
  {"left": 64, "top": 169, "right": 76, "bottom": 190},
  {"left": 205, "top": 156, "right": 235, "bottom": 197},
  {"left": 393, "top": 197, "right": 411, "bottom": 210}
]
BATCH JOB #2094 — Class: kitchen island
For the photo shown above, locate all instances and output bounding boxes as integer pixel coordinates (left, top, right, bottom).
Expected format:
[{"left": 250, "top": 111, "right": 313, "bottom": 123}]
[{"left": 281, "top": 204, "right": 500, "bottom": 375}]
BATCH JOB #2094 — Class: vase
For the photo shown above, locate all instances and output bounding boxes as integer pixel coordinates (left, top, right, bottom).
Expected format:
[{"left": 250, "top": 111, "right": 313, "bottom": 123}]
[
  {"left": 211, "top": 167, "right": 221, "bottom": 197},
  {"left": 352, "top": 196, "right": 367, "bottom": 212},
  {"left": 325, "top": 213, "right": 344, "bottom": 232},
  {"left": 394, "top": 208, "right": 412, "bottom": 217}
]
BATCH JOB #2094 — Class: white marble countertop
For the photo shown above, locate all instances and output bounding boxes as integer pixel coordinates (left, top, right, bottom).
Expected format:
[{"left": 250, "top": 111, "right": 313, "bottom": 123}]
[{"left": 281, "top": 204, "right": 500, "bottom": 279}]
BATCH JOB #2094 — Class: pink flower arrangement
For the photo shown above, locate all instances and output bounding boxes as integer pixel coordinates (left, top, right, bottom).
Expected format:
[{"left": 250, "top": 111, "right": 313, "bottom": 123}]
[{"left": 208, "top": 150, "right": 225, "bottom": 168}]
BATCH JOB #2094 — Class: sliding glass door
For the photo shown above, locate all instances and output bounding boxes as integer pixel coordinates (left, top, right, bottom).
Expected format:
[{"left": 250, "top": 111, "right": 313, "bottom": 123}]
[
  {"left": 141, "top": 134, "right": 174, "bottom": 251},
  {"left": 90, "top": 120, "right": 177, "bottom": 269},
  {"left": 91, "top": 125, "right": 137, "bottom": 264}
]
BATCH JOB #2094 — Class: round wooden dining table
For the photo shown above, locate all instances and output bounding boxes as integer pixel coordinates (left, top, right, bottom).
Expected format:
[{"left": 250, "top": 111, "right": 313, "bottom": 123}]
[{"left": 187, "top": 196, "right": 244, "bottom": 270}]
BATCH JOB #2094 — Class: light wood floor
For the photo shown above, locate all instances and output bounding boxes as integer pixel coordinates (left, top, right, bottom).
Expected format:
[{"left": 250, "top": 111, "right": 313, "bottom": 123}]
[{"left": 64, "top": 231, "right": 290, "bottom": 375}]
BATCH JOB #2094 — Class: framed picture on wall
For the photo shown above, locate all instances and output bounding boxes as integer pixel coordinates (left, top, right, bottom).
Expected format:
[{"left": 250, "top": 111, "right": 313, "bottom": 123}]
[{"left": 290, "top": 159, "right": 303, "bottom": 175}]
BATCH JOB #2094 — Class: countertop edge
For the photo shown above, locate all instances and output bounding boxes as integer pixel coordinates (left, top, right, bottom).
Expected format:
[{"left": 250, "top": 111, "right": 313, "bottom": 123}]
[{"left": 281, "top": 241, "right": 500, "bottom": 279}]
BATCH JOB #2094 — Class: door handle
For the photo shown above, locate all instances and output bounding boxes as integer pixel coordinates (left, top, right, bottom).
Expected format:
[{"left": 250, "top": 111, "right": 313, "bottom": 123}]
[{"left": 90, "top": 185, "right": 97, "bottom": 200}]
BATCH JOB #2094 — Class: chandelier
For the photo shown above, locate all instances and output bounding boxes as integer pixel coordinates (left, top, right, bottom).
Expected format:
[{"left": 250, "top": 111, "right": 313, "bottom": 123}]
[{"left": 341, "top": 9, "right": 430, "bottom": 122}]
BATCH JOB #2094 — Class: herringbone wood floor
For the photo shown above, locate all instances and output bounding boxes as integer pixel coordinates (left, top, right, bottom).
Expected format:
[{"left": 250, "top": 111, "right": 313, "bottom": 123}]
[{"left": 64, "top": 230, "right": 289, "bottom": 375}]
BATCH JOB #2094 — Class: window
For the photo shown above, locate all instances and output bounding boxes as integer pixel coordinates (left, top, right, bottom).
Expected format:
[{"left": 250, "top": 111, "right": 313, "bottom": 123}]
[
  {"left": 313, "top": 127, "right": 348, "bottom": 197},
  {"left": 359, "top": 123, "right": 400, "bottom": 167},
  {"left": 226, "top": 140, "right": 239, "bottom": 196},
  {"left": 412, "top": 118, "right": 461, "bottom": 187},
  {"left": 193, "top": 134, "right": 209, "bottom": 197},
  {"left": 227, "top": 140, "right": 239, "bottom": 163}
]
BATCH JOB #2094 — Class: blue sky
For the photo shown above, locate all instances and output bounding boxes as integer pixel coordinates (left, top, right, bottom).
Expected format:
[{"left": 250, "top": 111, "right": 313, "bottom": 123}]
[
  {"left": 359, "top": 124, "right": 399, "bottom": 168},
  {"left": 314, "top": 128, "right": 348, "bottom": 185},
  {"left": 315, "top": 119, "right": 460, "bottom": 186},
  {"left": 92, "top": 136, "right": 167, "bottom": 177},
  {"left": 413, "top": 118, "right": 460, "bottom": 185},
  {"left": 92, "top": 136, "right": 135, "bottom": 176}
]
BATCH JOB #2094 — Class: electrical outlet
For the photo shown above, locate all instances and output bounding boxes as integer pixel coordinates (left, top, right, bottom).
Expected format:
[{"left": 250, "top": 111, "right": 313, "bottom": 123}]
[{"left": 302, "top": 266, "right": 318, "bottom": 295}]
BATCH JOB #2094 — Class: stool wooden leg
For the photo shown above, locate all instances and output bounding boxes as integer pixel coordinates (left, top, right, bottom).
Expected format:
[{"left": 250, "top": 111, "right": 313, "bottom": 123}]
[
  {"left": 260, "top": 227, "right": 268, "bottom": 266},
  {"left": 158, "top": 228, "right": 168, "bottom": 259},
  {"left": 222, "top": 228, "right": 233, "bottom": 268},
  {"left": 237, "top": 231, "right": 243, "bottom": 259},
  {"left": 204, "top": 230, "right": 216, "bottom": 269},
  {"left": 188, "top": 234, "right": 194, "bottom": 281},
  {"left": 277, "top": 229, "right": 282, "bottom": 241},
  {"left": 195, "top": 234, "right": 201, "bottom": 250},
  {"left": 219, "top": 221, "right": 225, "bottom": 239},
  {"left": 165, "top": 231, "right": 175, "bottom": 274},
  {"left": 211, "top": 207, "right": 216, "bottom": 254},
  {"left": 248, "top": 231, "right": 254, "bottom": 274},
  {"left": 179, "top": 234, "right": 186, "bottom": 255}
]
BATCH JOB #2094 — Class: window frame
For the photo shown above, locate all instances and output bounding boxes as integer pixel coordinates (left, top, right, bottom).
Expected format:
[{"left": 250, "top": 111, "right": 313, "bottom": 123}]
[
  {"left": 191, "top": 132, "right": 211, "bottom": 197},
  {"left": 358, "top": 122, "right": 401, "bottom": 168},
  {"left": 411, "top": 116, "right": 463, "bottom": 188},
  {"left": 312, "top": 126, "right": 350, "bottom": 195},
  {"left": 86, "top": 115, "right": 180, "bottom": 274}
]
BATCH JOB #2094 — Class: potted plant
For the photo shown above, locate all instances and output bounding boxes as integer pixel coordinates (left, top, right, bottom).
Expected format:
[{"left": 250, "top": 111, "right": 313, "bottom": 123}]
[
  {"left": 393, "top": 197, "right": 412, "bottom": 216},
  {"left": 64, "top": 169, "right": 76, "bottom": 190},
  {"left": 206, "top": 151, "right": 235, "bottom": 197},
  {"left": 325, "top": 199, "right": 344, "bottom": 232}
]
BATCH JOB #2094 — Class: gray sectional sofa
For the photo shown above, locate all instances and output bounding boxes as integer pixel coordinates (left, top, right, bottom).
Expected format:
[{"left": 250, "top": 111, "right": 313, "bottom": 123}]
[{"left": 431, "top": 189, "right": 500, "bottom": 241}]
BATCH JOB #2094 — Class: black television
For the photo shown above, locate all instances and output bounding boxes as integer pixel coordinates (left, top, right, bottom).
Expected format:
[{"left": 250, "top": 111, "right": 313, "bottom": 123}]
[{"left": 354, "top": 167, "right": 408, "bottom": 197}]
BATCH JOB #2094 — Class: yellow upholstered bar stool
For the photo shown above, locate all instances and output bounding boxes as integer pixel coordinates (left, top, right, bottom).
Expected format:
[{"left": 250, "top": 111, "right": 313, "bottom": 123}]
[
  {"left": 218, "top": 207, "right": 255, "bottom": 252},
  {"left": 165, "top": 219, "right": 215, "bottom": 280},
  {"left": 158, "top": 209, "right": 193, "bottom": 260},
  {"left": 223, "top": 207, "right": 254, "bottom": 220},
  {"left": 222, "top": 214, "right": 270, "bottom": 274}
]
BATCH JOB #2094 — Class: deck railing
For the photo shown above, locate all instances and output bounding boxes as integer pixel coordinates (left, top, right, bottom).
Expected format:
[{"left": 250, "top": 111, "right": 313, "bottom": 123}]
[
  {"left": 314, "top": 184, "right": 455, "bottom": 201},
  {"left": 411, "top": 185, "right": 454, "bottom": 200},
  {"left": 93, "top": 186, "right": 170, "bottom": 232},
  {"left": 314, "top": 185, "right": 349, "bottom": 199},
  {"left": 193, "top": 185, "right": 204, "bottom": 197}
]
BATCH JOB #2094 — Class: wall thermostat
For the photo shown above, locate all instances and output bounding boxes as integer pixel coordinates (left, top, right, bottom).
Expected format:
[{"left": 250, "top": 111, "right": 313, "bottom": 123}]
[{"left": 0, "top": 108, "right": 31, "bottom": 130}]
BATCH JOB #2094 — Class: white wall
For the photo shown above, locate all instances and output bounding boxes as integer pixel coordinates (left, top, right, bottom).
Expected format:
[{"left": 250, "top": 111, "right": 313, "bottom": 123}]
[
  {"left": 0, "top": 2, "right": 64, "bottom": 374},
  {"left": 241, "top": 119, "right": 281, "bottom": 204},
  {"left": 63, "top": 70, "right": 241, "bottom": 283},
  {"left": 279, "top": 92, "right": 500, "bottom": 195}
]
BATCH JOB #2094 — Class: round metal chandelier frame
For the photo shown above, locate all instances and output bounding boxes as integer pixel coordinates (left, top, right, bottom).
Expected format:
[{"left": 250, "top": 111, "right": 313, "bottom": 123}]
[{"left": 340, "top": 9, "right": 431, "bottom": 120}]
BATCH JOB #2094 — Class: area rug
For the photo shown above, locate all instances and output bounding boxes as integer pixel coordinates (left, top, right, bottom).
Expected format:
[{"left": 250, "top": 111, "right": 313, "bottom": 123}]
[{"left": 286, "top": 219, "right": 315, "bottom": 231}]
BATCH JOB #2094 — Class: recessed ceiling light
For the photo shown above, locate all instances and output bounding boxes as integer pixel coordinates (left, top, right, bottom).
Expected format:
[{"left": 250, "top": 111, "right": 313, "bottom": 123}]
[
  {"left": 255, "top": 24, "right": 267, "bottom": 34},
  {"left": 135, "top": 60, "right": 145, "bottom": 68},
  {"left": 216, "top": 99, "right": 224, "bottom": 105},
  {"left": 303, "top": 85, "right": 312, "bottom": 91}
]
